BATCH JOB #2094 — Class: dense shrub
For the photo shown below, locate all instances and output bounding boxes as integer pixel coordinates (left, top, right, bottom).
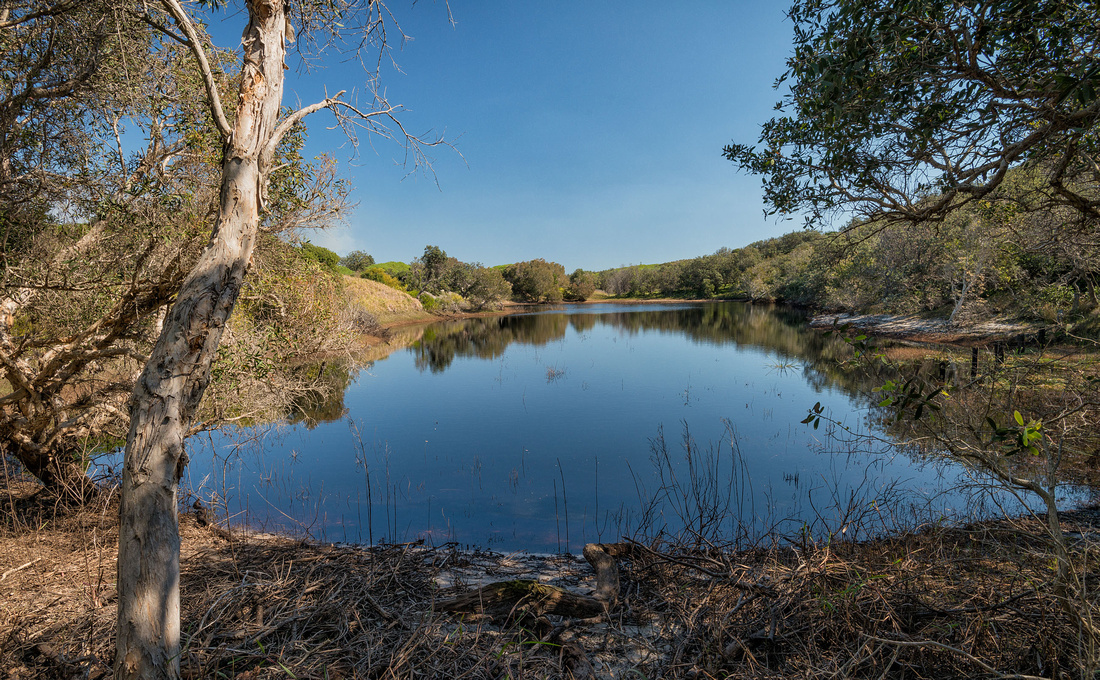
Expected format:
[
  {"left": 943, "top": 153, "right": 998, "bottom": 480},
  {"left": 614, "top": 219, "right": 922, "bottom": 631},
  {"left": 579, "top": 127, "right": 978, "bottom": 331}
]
[
  {"left": 362, "top": 266, "right": 406, "bottom": 291},
  {"left": 298, "top": 242, "right": 340, "bottom": 271},
  {"left": 503, "top": 259, "right": 566, "bottom": 303},
  {"left": 419, "top": 292, "right": 438, "bottom": 312},
  {"left": 564, "top": 269, "right": 597, "bottom": 301}
]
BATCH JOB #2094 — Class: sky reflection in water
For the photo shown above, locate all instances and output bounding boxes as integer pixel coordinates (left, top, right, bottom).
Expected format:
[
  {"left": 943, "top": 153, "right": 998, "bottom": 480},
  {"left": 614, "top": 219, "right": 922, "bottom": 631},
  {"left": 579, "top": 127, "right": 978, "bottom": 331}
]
[{"left": 185, "top": 302, "right": 984, "bottom": 553}]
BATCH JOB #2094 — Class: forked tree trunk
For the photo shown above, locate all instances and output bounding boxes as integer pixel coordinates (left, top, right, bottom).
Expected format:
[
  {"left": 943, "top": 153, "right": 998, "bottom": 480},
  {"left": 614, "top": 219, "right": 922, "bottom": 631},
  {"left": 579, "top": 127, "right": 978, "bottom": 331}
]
[{"left": 114, "top": 2, "right": 287, "bottom": 678}]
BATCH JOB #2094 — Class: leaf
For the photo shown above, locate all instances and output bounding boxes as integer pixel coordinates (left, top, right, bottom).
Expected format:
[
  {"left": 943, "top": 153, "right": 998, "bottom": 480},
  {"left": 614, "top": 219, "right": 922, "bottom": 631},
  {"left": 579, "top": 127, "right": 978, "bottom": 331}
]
[{"left": 1014, "top": 410, "right": 1024, "bottom": 426}]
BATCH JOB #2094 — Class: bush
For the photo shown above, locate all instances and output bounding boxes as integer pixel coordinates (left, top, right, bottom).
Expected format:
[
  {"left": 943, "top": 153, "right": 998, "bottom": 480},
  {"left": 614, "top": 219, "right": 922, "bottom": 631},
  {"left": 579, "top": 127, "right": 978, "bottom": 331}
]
[
  {"left": 503, "top": 259, "right": 566, "bottom": 303},
  {"left": 298, "top": 242, "right": 340, "bottom": 272},
  {"left": 564, "top": 269, "right": 597, "bottom": 301},
  {"left": 418, "top": 292, "right": 438, "bottom": 312},
  {"left": 436, "top": 291, "right": 464, "bottom": 313},
  {"left": 362, "top": 266, "right": 406, "bottom": 291},
  {"left": 340, "top": 250, "right": 375, "bottom": 272},
  {"left": 465, "top": 266, "right": 512, "bottom": 310},
  {"left": 418, "top": 291, "right": 464, "bottom": 314}
]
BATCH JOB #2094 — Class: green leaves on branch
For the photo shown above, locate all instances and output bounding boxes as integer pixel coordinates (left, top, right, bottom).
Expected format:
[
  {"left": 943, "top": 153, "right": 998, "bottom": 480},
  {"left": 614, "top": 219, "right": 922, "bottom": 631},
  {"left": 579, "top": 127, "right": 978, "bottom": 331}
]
[
  {"left": 726, "top": 0, "right": 1100, "bottom": 228},
  {"left": 872, "top": 377, "right": 943, "bottom": 421},
  {"left": 801, "top": 401, "right": 825, "bottom": 430},
  {"left": 986, "top": 412, "right": 1044, "bottom": 456}
]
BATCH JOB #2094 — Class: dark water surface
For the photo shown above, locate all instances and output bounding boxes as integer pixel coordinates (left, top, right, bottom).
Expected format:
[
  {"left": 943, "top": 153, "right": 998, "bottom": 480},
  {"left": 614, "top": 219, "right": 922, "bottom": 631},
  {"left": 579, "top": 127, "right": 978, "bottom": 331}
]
[{"left": 184, "top": 302, "right": 979, "bottom": 552}]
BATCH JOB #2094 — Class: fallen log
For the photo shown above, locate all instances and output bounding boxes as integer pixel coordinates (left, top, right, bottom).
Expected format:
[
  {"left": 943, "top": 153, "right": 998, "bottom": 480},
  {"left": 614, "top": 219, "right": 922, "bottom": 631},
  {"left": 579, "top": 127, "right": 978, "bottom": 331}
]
[
  {"left": 441, "top": 579, "right": 604, "bottom": 619},
  {"left": 440, "top": 542, "right": 628, "bottom": 620}
]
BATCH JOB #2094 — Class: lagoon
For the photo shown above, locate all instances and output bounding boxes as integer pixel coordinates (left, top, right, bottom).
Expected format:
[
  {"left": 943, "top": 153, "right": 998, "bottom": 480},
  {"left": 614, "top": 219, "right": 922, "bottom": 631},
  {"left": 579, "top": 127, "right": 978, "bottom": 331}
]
[{"left": 184, "top": 301, "right": 976, "bottom": 552}]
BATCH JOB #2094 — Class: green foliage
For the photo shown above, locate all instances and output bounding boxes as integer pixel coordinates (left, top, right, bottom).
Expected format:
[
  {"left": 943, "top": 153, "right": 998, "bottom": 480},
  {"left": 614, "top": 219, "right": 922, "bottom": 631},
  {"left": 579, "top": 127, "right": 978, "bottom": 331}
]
[
  {"left": 564, "top": 269, "right": 597, "bottom": 301},
  {"left": 375, "top": 261, "right": 411, "bottom": 276},
  {"left": 340, "top": 250, "right": 375, "bottom": 272},
  {"left": 207, "top": 234, "right": 360, "bottom": 425},
  {"left": 418, "top": 292, "right": 439, "bottom": 312},
  {"left": 361, "top": 266, "right": 406, "bottom": 290},
  {"left": 298, "top": 242, "right": 340, "bottom": 271},
  {"left": 435, "top": 291, "right": 464, "bottom": 313},
  {"left": 398, "top": 246, "right": 511, "bottom": 310},
  {"left": 405, "top": 245, "right": 450, "bottom": 293},
  {"left": 503, "top": 259, "right": 566, "bottom": 303},
  {"left": 725, "top": 0, "right": 1100, "bottom": 229},
  {"left": 463, "top": 266, "right": 513, "bottom": 310}
]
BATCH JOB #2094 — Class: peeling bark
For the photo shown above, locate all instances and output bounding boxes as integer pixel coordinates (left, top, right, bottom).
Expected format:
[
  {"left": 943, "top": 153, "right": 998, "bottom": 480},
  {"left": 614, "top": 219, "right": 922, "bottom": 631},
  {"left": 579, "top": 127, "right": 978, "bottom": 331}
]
[{"left": 114, "top": 0, "right": 289, "bottom": 677}]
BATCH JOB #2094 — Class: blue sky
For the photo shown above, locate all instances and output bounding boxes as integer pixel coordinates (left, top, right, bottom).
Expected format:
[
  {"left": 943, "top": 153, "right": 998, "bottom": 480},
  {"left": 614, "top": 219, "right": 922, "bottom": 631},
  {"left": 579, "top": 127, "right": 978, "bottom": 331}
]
[{"left": 219, "top": 2, "right": 799, "bottom": 270}]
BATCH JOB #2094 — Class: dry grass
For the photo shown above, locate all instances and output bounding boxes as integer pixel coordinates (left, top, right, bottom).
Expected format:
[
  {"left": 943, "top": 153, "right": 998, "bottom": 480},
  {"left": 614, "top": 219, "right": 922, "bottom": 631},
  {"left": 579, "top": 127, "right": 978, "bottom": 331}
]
[
  {"left": 2, "top": 467, "right": 1099, "bottom": 679},
  {"left": 343, "top": 276, "right": 430, "bottom": 328}
]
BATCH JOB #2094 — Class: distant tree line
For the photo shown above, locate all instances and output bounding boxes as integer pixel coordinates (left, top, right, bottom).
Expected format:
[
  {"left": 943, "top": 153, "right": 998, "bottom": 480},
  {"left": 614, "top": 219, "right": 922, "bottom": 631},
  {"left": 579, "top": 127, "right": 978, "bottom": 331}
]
[
  {"left": 346, "top": 246, "right": 600, "bottom": 312},
  {"left": 596, "top": 232, "right": 818, "bottom": 301},
  {"left": 594, "top": 170, "right": 1099, "bottom": 328},
  {"left": 343, "top": 170, "right": 1099, "bottom": 327}
]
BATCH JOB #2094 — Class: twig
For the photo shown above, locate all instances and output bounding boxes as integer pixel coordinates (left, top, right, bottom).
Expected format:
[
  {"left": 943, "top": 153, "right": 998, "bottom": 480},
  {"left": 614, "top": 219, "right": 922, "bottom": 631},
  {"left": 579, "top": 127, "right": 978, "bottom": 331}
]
[
  {"left": 1, "top": 557, "right": 43, "bottom": 581},
  {"left": 864, "top": 635, "right": 1051, "bottom": 680},
  {"left": 627, "top": 538, "right": 777, "bottom": 595}
]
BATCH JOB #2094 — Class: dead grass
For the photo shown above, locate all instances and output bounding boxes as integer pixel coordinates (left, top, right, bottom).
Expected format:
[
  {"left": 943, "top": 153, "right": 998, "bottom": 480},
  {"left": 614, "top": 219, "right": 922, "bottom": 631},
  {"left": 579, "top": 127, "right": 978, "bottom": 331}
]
[
  {"left": 343, "top": 276, "right": 430, "bottom": 328},
  {"left": 2, "top": 469, "right": 1098, "bottom": 679}
]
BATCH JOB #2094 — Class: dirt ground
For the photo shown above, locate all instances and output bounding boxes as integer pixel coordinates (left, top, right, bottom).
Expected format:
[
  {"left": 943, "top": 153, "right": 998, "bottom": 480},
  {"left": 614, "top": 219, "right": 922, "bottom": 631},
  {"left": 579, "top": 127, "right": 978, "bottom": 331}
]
[{"left": 3, "top": 464, "right": 1100, "bottom": 679}]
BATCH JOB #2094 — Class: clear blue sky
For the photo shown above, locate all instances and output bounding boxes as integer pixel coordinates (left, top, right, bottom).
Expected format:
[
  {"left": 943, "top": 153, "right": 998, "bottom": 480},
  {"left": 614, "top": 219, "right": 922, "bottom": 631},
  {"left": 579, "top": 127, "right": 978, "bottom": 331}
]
[{"left": 220, "top": 2, "right": 799, "bottom": 271}]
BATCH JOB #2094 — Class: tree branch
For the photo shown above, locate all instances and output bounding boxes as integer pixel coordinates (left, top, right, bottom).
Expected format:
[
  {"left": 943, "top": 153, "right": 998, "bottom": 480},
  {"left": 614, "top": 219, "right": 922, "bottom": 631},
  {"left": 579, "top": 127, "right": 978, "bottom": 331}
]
[
  {"left": 158, "top": 0, "right": 233, "bottom": 140},
  {"left": 266, "top": 90, "right": 347, "bottom": 157}
]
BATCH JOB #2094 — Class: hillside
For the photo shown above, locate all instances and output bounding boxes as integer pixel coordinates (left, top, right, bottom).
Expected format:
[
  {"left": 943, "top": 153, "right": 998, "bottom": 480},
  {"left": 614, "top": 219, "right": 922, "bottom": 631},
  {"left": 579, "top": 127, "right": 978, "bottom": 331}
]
[{"left": 343, "top": 276, "right": 431, "bottom": 327}]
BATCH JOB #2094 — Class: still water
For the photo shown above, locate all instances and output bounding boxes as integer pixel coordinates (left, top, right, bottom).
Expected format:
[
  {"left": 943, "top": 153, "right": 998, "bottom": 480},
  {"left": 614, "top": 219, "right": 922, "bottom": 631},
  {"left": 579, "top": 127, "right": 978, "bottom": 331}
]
[{"left": 185, "top": 302, "right": 977, "bottom": 552}]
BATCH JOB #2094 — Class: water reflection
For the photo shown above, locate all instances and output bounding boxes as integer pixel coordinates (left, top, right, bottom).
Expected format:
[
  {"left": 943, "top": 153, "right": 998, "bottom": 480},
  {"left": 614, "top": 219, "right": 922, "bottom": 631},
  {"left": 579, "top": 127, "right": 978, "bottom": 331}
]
[
  {"left": 185, "top": 302, "right": 1027, "bottom": 552},
  {"left": 410, "top": 303, "right": 841, "bottom": 374},
  {"left": 285, "top": 361, "right": 359, "bottom": 429}
]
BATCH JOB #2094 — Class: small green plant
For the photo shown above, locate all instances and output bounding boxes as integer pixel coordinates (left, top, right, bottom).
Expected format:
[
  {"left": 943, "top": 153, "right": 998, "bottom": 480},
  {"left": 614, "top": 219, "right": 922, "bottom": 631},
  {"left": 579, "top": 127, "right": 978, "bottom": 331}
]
[{"left": 419, "top": 292, "right": 438, "bottom": 312}]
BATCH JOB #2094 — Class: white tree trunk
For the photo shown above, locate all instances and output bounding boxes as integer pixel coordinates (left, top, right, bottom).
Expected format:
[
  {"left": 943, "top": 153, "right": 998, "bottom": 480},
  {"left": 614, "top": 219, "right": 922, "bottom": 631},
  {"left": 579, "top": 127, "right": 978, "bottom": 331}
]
[{"left": 114, "top": 1, "right": 288, "bottom": 677}]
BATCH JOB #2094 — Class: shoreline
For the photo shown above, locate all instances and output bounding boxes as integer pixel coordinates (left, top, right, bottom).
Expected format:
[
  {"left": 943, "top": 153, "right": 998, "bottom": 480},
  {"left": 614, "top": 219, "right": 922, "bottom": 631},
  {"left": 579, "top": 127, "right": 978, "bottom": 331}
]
[
  {"left": 809, "top": 311, "right": 1047, "bottom": 346},
  {"left": 357, "top": 297, "right": 719, "bottom": 356},
  {"left": 2, "top": 473, "right": 1097, "bottom": 679}
]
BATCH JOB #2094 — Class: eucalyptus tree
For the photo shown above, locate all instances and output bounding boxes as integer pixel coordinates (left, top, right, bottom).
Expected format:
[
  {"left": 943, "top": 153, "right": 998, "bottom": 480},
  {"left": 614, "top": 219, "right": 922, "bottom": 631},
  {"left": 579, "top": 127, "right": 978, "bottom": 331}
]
[
  {"left": 504, "top": 258, "right": 567, "bottom": 302},
  {"left": 0, "top": 2, "right": 203, "bottom": 494},
  {"left": 0, "top": 3, "right": 348, "bottom": 497},
  {"left": 564, "top": 268, "right": 597, "bottom": 301},
  {"left": 108, "top": 1, "right": 442, "bottom": 677},
  {"left": 340, "top": 249, "right": 375, "bottom": 272}
]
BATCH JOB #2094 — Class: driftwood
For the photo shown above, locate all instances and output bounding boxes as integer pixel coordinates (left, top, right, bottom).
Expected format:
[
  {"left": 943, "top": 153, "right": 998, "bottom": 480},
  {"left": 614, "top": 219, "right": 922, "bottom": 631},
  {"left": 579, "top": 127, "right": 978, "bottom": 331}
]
[
  {"left": 440, "top": 543, "right": 629, "bottom": 621},
  {"left": 440, "top": 543, "right": 632, "bottom": 679},
  {"left": 440, "top": 579, "right": 605, "bottom": 619}
]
